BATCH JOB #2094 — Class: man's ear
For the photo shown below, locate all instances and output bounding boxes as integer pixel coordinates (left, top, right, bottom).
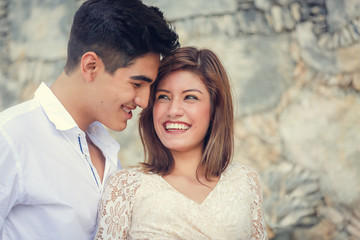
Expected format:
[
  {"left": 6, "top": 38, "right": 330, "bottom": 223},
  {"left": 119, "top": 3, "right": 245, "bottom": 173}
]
[{"left": 80, "top": 52, "right": 103, "bottom": 82}]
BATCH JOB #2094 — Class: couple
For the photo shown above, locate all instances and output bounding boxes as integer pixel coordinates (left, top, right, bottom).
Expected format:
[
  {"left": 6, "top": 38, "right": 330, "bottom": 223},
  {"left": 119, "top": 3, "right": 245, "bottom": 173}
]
[{"left": 0, "top": 0, "right": 267, "bottom": 239}]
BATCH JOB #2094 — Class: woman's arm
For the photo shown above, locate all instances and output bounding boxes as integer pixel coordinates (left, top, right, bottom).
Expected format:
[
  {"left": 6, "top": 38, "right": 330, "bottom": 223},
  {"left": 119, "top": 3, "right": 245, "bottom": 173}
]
[
  {"left": 94, "top": 169, "right": 141, "bottom": 240},
  {"left": 247, "top": 170, "right": 268, "bottom": 240}
]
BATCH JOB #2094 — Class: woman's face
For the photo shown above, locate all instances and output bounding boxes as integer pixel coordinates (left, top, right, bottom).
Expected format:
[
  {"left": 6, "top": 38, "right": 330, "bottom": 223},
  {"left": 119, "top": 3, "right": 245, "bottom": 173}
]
[{"left": 153, "top": 70, "right": 211, "bottom": 154}]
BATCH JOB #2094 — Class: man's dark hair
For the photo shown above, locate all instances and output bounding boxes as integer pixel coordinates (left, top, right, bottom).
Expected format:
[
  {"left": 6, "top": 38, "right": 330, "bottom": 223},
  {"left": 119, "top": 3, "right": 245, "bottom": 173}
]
[{"left": 64, "top": 0, "right": 179, "bottom": 75}]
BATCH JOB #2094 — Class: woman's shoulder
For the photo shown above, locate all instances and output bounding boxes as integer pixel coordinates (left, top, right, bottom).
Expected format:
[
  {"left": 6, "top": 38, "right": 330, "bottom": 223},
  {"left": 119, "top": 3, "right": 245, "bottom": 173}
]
[
  {"left": 105, "top": 167, "right": 144, "bottom": 188},
  {"left": 225, "top": 162, "right": 259, "bottom": 176},
  {"left": 224, "top": 162, "right": 262, "bottom": 185},
  {"left": 111, "top": 167, "right": 143, "bottom": 177}
]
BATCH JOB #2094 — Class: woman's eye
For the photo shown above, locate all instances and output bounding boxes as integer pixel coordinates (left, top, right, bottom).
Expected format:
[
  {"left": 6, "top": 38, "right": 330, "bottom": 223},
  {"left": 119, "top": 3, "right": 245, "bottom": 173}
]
[
  {"left": 185, "top": 95, "right": 198, "bottom": 100},
  {"left": 157, "top": 94, "right": 170, "bottom": 100}
]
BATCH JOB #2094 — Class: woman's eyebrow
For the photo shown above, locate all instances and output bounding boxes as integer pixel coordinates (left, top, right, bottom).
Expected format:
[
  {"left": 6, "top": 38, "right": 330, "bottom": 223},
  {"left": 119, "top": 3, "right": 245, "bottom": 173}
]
[
  {"left": 183, "top": 89, "right": 203, "bottom": 94},
  {"left": 155, "top": 89, "right": 170, "bottom": 93},
  {"left": 155, "top": 89, "right": 203, "bottom": 94}
]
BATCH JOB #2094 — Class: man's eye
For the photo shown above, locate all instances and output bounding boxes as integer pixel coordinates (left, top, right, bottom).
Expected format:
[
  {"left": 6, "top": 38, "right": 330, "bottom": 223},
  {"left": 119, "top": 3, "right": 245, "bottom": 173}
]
[{"left": 133, "top": 83, "right": 141, "bottom": 88}]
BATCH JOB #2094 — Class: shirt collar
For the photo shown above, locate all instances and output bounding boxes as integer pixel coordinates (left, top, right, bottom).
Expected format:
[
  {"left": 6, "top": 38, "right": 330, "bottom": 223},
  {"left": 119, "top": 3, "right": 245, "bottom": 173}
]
[
  {"left": 34, "top": 82, "right": 77, "bottom": 131},
  {"left": 87, "top": 121, "right": 120, "bottom": 163},
  {"left": 34, "top": 82, "right": 120, "bottom": 165}
]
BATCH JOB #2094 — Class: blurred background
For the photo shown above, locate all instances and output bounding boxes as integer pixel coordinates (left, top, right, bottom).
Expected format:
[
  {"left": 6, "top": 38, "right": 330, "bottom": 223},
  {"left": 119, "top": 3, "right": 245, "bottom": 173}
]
[{"left": 1, "top": 0, "right": 360, "bottom": 239}]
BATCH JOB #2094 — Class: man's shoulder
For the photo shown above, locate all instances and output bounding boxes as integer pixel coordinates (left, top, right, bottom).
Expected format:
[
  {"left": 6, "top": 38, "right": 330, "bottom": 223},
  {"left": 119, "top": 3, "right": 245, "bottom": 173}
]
[{"left": 0, "top": 99, "right": 40, "bottom": 129}]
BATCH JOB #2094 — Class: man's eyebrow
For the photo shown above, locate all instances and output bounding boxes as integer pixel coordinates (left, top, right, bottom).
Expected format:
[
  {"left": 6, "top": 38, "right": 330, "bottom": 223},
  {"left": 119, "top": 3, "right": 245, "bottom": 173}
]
[{"left": 130, "top": 75, "right": 153, "bottom": 83}]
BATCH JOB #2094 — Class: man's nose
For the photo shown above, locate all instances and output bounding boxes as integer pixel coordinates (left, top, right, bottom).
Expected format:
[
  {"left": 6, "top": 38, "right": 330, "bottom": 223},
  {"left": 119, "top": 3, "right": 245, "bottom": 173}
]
[{"left": 134, "top": 87, "right": 150, "bottom": 109}]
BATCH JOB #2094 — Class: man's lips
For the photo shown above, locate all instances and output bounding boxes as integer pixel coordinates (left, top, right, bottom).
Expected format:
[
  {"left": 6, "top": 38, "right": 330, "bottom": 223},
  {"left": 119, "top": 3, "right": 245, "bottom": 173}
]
[{"left": 122, "top": 106, "right": 133, "bottom": 119}]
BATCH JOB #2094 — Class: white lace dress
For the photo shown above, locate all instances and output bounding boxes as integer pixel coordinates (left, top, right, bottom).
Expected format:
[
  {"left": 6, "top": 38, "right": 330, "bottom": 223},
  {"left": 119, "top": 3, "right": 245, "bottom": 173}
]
[{"left": 94, "top": 163, "right": 268, "bottom": 240}]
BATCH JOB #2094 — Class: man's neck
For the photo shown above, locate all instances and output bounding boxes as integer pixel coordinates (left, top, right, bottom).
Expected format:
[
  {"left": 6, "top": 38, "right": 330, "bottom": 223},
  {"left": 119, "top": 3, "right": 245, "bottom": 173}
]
[{"left": 50, "top": 71, "right": 92, "bottom": 132}]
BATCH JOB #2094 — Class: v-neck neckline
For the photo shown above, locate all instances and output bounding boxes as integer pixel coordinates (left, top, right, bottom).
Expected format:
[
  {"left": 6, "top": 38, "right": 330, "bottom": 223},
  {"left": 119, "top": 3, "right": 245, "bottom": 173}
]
[{"left": 155, "top": 167, "right": 229, "bottom": 206}]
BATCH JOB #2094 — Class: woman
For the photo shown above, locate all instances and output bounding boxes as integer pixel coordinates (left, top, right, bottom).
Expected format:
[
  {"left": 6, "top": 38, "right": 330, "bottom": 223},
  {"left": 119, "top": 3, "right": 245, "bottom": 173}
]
[{"left": 94, "top": 47, "right": 268, "bottom": 239}]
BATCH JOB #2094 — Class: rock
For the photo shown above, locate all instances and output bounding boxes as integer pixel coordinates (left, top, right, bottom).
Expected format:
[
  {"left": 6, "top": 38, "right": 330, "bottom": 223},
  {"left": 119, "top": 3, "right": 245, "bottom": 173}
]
[{"left": 262, "top": 162, "right": 322, "bottom": 234}]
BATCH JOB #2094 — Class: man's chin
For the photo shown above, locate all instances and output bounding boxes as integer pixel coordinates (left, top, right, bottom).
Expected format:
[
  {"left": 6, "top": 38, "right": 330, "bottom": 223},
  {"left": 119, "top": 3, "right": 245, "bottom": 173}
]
[{"left": 105, "top": 122, "right": 127, "bottom": 132}]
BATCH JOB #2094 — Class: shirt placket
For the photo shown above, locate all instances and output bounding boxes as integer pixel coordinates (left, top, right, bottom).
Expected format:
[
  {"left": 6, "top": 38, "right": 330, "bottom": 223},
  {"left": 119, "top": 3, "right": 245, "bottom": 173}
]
[{"left": 77, "top": 132, "right": 101, "bottom": 193}]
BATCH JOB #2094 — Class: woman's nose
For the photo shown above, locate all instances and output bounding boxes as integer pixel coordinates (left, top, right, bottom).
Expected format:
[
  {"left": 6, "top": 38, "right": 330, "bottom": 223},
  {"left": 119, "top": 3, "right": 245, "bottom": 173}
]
[{"left": 167, "top": 99, "right": 184, "bottom": 117}]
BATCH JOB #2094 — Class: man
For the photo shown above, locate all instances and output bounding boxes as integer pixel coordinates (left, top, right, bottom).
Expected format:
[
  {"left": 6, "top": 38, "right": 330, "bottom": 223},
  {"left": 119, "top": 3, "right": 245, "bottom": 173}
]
[{"left": 0, "top": 0, "right": 179, "bottom": 239}]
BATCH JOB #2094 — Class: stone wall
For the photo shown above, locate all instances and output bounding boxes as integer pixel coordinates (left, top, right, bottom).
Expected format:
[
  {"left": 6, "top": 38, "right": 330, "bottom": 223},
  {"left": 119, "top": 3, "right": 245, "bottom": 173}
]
[{"left": 1, "top": 0, "right": 359, "bottom": 239}]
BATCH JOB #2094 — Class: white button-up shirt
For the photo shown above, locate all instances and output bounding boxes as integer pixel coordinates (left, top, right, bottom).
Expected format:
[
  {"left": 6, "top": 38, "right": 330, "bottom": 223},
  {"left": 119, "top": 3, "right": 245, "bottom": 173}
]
[{"left": 0, "top": 83, "right": 121, "bottom": 239}]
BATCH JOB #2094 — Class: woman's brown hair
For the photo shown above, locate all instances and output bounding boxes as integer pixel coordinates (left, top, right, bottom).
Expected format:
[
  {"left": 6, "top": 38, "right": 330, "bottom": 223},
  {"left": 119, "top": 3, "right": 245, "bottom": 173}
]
[{"left": 139, "top": 46, "right": 234, "bottom": 180}]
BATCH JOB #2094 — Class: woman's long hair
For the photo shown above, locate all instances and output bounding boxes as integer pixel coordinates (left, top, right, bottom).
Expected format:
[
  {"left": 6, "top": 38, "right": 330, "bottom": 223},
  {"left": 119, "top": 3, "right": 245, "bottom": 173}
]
[{"left": 139, "top": 46, "right": 234, "bottom": 180}]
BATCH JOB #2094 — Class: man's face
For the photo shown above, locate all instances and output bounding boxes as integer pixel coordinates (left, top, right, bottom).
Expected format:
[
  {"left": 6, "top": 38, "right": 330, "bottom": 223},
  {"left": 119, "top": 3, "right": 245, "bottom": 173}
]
[{"left": 91, "top": 52, "right": 160, "bottom": 131}]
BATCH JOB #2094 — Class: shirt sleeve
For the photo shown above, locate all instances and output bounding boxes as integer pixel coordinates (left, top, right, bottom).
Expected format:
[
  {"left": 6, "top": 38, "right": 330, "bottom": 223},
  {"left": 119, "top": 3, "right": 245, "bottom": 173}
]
[
  {"left": 94, "top": 169, "right": 141, "bottom": 240},
  {"left": 0, "top": 131, "right": 23, "bottom": 229},
  {"left": 247, "top": 169, "right": 268, "bottom": 240}
]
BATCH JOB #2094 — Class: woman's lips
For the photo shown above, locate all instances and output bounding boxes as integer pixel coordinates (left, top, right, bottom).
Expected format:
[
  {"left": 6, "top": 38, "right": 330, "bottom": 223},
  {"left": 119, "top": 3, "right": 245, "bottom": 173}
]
[{"left": 164, "top": 121, "right": 191, "bottom": 131}]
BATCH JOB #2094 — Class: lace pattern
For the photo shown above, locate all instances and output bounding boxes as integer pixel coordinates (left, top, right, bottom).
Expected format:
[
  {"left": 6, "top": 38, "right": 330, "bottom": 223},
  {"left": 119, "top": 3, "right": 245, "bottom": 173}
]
[
  {"left": 246, "top": 168, "right": 268, "bottom": 240},
  {"left": 94, "top": 163, "right": 268, "bottom": 240},
  {"left": 94, "top": 168, "right": 141, "bottom": 239}
]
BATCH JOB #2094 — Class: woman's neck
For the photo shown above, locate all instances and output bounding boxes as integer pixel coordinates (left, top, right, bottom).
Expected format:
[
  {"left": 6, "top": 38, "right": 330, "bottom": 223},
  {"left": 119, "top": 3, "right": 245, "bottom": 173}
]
[{"left": 169, "top": 147, "right": 212, "bottom": 181}]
